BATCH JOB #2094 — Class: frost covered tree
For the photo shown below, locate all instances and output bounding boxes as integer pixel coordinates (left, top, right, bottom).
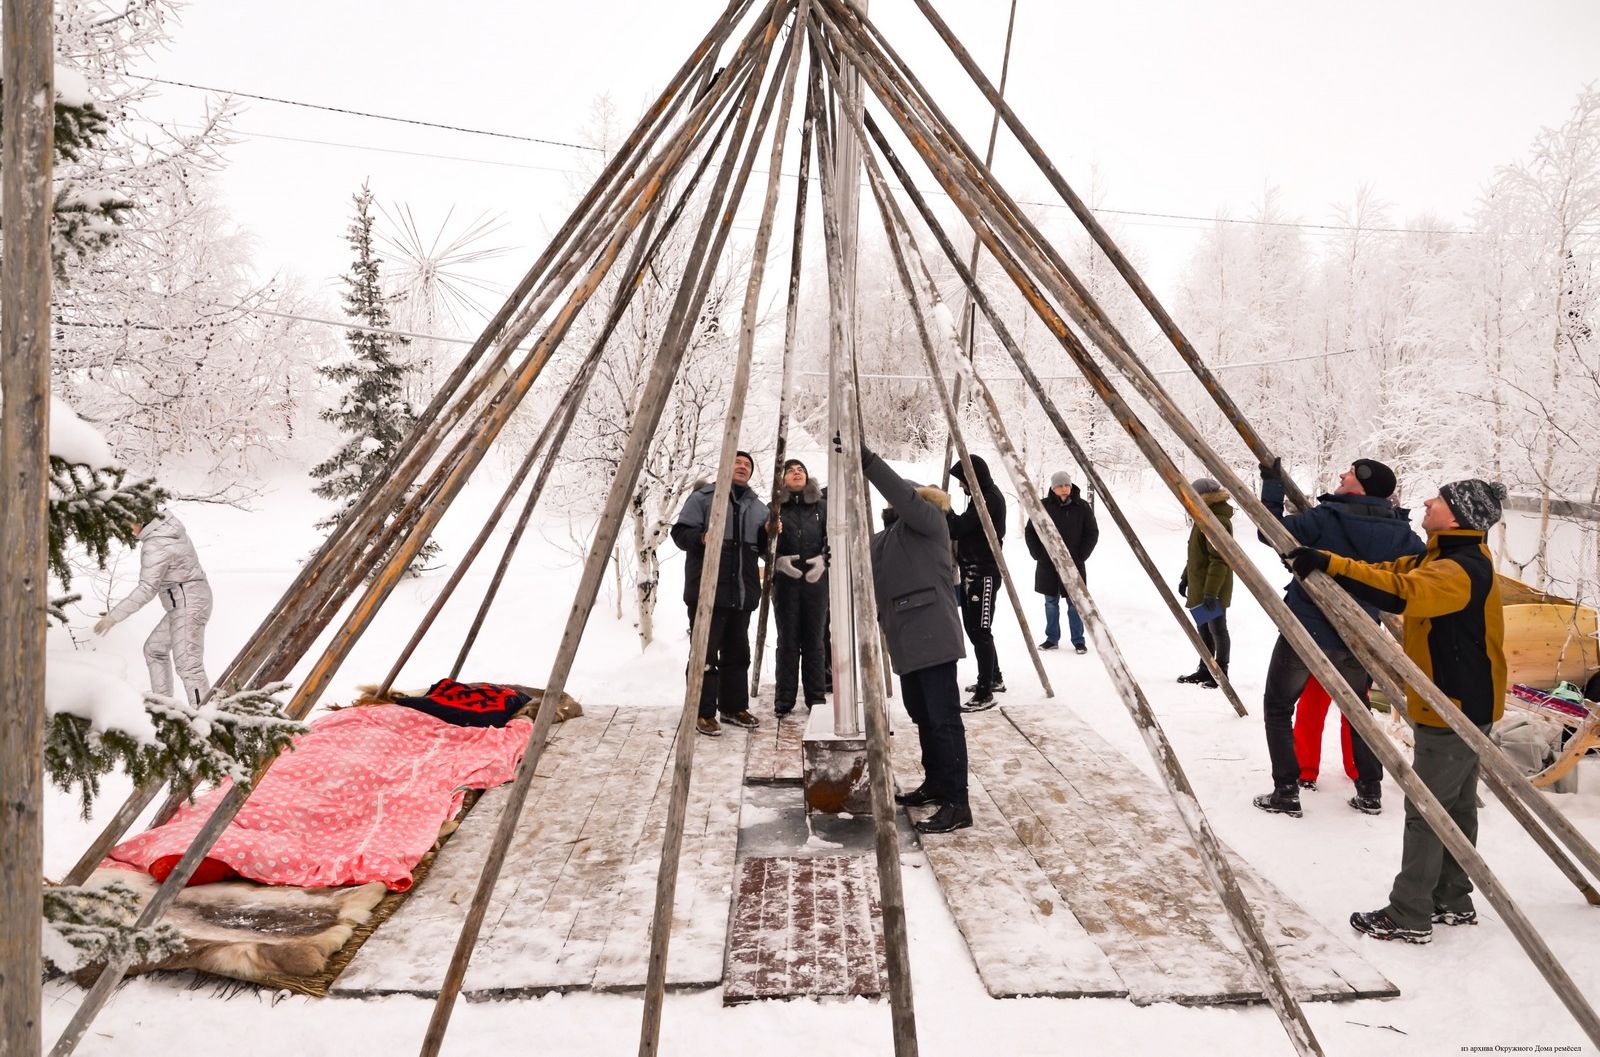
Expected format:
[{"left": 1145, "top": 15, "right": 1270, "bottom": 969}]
[{"left": 311, "top": 182, "right": 437, "bottom": 573}]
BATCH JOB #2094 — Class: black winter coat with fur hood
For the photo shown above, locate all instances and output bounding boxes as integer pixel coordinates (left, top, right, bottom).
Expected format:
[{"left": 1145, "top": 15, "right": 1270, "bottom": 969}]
[{"left": 773, "top": 478, "right": 827, "bottom": 563}]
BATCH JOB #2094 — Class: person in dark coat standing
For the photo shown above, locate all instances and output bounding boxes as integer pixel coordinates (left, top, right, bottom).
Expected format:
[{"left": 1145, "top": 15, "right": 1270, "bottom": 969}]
[
  {"left": 1177, "top": 478, "right": 1235, "bottom": 688},
  {"left": 861, "top": 443, "right": 971, "bottom": 834},
  {"left": 947, "top": 454, "right": 1007, "bottom": 711},
  {"left": 671, "top": 450, "right": 769, "bottom": 737},
  {"left": 1024, "top": 470, "right": 1099, "bottom": 654},
  {"left": 769, "top": 458, "right": 828, "bottom": 715},
  {"left": 1251, "top": 458, "right": 1426, "bottom": 820}
]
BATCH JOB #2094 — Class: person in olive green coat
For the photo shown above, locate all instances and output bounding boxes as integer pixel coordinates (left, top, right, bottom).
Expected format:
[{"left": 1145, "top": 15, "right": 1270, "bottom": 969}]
[{"left": 1177, "top": 478, "right": 1235, "bottom": 688}]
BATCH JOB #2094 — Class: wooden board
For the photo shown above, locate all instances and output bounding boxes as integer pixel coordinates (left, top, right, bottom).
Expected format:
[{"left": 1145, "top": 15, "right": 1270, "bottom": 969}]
[
  {"left": 333, "top": 706, "right": 747, "bottom": 997},
  {"left": 745, "top": 709, "right": 807, "bottom": 783},
  {"left": 1502, "top": 602, "right": 1600, "bottom": 688},
  {"left": 995, "top": 705, "right": 1398, "bottom": 1005},
  {"left": 722, "top": 855, "right": 888, "bottom": 1003}
]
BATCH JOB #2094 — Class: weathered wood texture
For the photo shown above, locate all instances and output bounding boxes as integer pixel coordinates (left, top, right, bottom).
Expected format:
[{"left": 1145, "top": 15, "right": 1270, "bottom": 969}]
[
  {"left": 723, "top": 855, "right": 888, "bottom": 1003},
  {"left": 983, "top": 706, "right": 1397, "bottom": 1005},
  {"left": 333, "top": 707, "right": 746, "bottom": 997},
  {"left": 745, "top": 700, "right": 807, "bottom": 783}
]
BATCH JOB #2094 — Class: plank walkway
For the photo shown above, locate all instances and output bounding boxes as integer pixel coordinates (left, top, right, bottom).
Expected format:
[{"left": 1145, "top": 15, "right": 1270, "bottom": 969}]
[
  {"left": 334, "top": 706, "right": 747, "bottom": 997},
  {"left": 920, "top": 704, "right": 1397, "bottom": 1004},
  {"left": 744, "top": 710, "right": 806, "bottom": 783},
  {"left": 722, "top": 855, "right": 888, "bottom": 1004}
]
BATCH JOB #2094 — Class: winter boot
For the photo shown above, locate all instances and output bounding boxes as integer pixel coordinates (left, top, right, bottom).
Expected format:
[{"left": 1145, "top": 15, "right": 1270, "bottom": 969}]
[
  {"left": 724, "top": 710, "right": 760, "bottom": 730},
  {"left": 1349, "top": 782, "right": 1382, "bottom": 815},
  {"left": 1350, "top": 909, "right": 1431, "bottom": 944},
  {"left": 961, "top": 690, "right": 999, "bottom": 713},
  {"left": 913, "top": 802, "right": 973, "bottom": 834},
  {"left": 895, "top": 785, "right": 941, "bottom": 807},
  {"left": 1176, "top": 668, "right": 1210, "bottom": 685},
  {"left": 1297, "top": 779, "right": 1318, "bottom": 791},
  {"left": 1038, "top": 640, "right": 1059, "bottom": 651},
  {"left": 696, "top": 716, "right": 722, "bottom": 738},
  {"left": 1252, "top": 785, "right": 1303, "bottom": 818},
  {"left": 965, "top": 678, "right": 1007, "bottom": 694},
  {"left": 1432, "top": 908, "right": 1478, "bottom": 926},
  {"left": 1073, "top": 643, "right": 1089, "bottom": 655}
]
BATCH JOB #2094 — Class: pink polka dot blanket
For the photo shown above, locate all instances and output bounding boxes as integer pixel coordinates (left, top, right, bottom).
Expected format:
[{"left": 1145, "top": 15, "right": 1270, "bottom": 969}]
[{"left": 104, "top": 704, "right": 532, "bottom": 891}]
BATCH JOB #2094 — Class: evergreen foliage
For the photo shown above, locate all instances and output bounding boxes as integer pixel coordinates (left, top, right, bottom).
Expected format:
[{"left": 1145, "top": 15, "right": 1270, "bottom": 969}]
[
  {"left": 41, "top": 883, "right": 183, "bottom": 974},
  {"left": 47, "top": 456, "right": 165, "bottom": 587},
  {"left": 311, "top": 182, "right": 438, "bottom": 573},
  {"left": 44, "top": 682, "right": 304, "bottom": 820}
]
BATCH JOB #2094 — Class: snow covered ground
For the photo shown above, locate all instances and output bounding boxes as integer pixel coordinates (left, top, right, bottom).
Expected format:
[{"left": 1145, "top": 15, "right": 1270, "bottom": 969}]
[{"left": 42, "top": 456, "right": 1600, "bottom": 1056}]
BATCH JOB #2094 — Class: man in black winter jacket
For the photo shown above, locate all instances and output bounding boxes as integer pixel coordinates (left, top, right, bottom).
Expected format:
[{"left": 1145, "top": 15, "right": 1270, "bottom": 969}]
[
  {"left": 1024, "top": 471, "right": 1099, "bottom": 654},
  {"left": 770, "top": 458, "right": 828, "bottom": 715},
  {"left": 1252, "top": 458, "right": 1427, "bottom": 819},
  {"left": 947, "top": 454, "right": 1007, "bottom": 711},
  {"left": 672, "top": 450, "right": 770, "bottom": 737}
]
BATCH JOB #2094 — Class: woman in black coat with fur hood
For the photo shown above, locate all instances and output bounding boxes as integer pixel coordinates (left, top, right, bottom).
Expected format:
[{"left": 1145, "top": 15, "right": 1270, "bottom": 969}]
[{"left": 769, "top": 458, "right": 829, "bottom": 714}]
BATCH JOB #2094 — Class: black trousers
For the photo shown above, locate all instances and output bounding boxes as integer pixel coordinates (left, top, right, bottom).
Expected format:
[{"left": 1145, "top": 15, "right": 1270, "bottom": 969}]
[
  {"left": 961, "top": 569, "right": 1001, "bottom": 690},
  {"left": 901, "top": 660, "right": 968, "bottom": 807},
  {"left": 1197, "top": 612, "right": 1231, "bottom": 670},
  {"left": 686, "top": 604, "right": 752, "bottom": 720},
  {"left": 773, "top": 575, "right": 828, "bottom": 707},
  {"left": 1262, "top": 634, "right": 1382, "bottom": 792}
]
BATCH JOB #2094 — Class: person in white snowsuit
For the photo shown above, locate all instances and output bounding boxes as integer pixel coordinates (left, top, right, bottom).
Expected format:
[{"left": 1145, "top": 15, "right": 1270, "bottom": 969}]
[{"left": 94, "top": 511, "right": 213, "bottom": 706}]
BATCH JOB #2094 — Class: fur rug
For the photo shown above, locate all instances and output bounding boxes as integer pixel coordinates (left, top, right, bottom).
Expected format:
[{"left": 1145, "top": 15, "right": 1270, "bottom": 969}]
[
  {"left": 348, "top": 682, "right": 584, "bottom": 723},
  {"left": 75, "top": 869, "right": 387, "bottom": 985}
]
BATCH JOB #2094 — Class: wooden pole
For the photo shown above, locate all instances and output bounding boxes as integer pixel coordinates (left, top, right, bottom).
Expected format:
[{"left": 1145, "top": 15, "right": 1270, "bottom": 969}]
[
  {"left": 823, "top": 13, "right": 1600, "bottom": 1038},
  {"left": 416, "top": 8, "right": 792, "bottom": 1055},
  {"left": 1, "top": 7, "right": 53, "bottom": 1053},
  {"left": 807, "top": 23, "right": 918, "bottom": 1055},
  {"left": 749, "top": 74, "right": 815, "bottom": 697},
  {"left": 861, "top": 114, "right": 1246, "bottom": 717},
  {"left": 639, "top": 13, "right": 806, "bottom": 1053},
  {"left": 939, "top": 0, "right": 1017, "bottom": 494}
]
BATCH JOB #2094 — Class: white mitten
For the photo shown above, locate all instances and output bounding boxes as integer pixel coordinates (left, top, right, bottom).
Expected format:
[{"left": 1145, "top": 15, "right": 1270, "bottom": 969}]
[
  {"left": 93, "top": 616, "right": 116, "bottom": 636},
  {"left": 803, "top": 555, "right": 826, "bottom": 583},
  {"left": 774, "top": 554, "right": 803, "bottom": 579}
]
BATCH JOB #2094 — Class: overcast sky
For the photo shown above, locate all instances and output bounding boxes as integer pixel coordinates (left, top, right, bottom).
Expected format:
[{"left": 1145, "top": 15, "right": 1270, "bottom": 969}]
[{"left": 132, "top": 0, "right": 1600, "bottom": 325}]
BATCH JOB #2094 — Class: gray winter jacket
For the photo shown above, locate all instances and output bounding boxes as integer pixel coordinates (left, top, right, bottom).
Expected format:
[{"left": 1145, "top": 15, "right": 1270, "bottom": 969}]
[
  {"left": 109, "top": 512, "right": 208, "bottom": 624},
  {"left": 863, "top": 448, "right": 966, "bottom": 676}
]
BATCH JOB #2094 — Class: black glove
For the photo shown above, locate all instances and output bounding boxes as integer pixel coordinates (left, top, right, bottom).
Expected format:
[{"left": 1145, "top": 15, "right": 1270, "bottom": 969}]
[
  {"left": 1259, "top": 457, "right": 1282, "bottom": 481},
  {"left": 1202, "top": 594, "right": 1220, "bottom": 610},
  {"left": 1286, "top": 546, "right": 1330, "bottom": 578},
  {"left": 1177, "top": 572, "right": 1189, "bottom": 595}
]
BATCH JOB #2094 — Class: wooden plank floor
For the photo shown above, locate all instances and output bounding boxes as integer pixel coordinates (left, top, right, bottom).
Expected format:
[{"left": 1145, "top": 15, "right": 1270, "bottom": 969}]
[
  {"left": 723, "top": 855, "right": 888, "bottom": 1004},
  {"left": 989, "top": 705, "right": 1398, "bottom": 1005},
  {"left": 744, "top": 710, "right": 806, "bottom": 783},
  {"left": 333, "top": 706, "right": 747, "bottom": 997}
]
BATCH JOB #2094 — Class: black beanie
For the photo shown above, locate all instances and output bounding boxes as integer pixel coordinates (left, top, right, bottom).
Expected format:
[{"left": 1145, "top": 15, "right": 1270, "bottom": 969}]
[
  {"left": 1351, "top": 459, "right": 1397, "bottom": 500},
  {"left": 782, "top": 458, "right": 807, "bottom": 475},
  {"left": 734, "top": 449, "right": 753, "bottom": 467},
  {"left": 1439, "top": 479, "right": 1507, "bottom": 531}
]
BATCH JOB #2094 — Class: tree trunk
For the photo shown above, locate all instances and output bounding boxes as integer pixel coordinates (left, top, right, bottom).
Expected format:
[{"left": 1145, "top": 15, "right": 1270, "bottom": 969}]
[{"left": 631, "top": 494, "right": 658, "bottom": 649}]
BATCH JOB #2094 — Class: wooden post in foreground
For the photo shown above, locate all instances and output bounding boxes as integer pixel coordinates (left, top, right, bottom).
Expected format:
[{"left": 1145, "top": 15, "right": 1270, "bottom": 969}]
[{"left": 1, "top": 7, "right": 53, "bottom": 1055}]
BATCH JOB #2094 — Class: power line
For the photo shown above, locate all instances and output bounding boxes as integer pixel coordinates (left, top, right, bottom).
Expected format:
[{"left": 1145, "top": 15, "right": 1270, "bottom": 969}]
[{"left": 141, "top": 77, "right": 1485, "bottom": 238}]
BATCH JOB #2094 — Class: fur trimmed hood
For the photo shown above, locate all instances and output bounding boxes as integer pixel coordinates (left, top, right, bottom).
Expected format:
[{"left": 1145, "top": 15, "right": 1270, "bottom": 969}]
[
  {"left": 914, "top": 485, "right": 951, "bottom": 512},
  {"left": 775, "top": 478, "right": 823, "bottom": 505}
]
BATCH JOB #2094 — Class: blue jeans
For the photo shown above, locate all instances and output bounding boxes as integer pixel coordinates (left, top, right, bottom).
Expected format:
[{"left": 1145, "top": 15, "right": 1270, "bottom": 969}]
[{"left": 1043, "top": 594, "right": 1083, "bottom": 647}]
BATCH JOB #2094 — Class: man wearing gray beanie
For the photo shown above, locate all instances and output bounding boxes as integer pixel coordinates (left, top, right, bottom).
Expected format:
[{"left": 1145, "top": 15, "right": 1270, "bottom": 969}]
[
  {"left": 1285, "top": 478, "right": 1507, "bottom": 944},
  {"left": 1024, "top": 471, "right": 1099, "bottom": 654}
]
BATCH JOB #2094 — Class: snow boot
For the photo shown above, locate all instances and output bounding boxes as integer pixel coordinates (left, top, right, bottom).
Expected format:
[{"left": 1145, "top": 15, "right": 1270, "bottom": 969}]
[
  {"left": 1252, "top": 785, "right": 1303, "bottom": 818},
  {"left": 1349, "top": 783, "right": 1382, "bottom": 815},
  {"left": 913, "top": 802, "right": 973, "bottom": 834},
  {"left": 1432, "top": 908, "right": 1478, "bottom": 926},
  {"left": 1297, "top": 779, "right": 1318, "bottom": 791},
  {"left": 1350, "top": 909, "right": 1431, "bottom": 944},
  {"left": 1176, "top": 668, "right": 1210, "bottom": 685},
  {"left": 895, "top": 785, "right": 940, "bottom": 807},
  {"left": 961, "top": 691, "right": 999, "bottom": 713},
  {"left": 965, "top": 678, "right": 1007, "bottom": 694}
]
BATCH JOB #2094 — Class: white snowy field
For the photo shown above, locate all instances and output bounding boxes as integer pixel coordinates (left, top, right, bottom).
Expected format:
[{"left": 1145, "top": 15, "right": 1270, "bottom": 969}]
[{"left": 41, "top": 455, "right": 1600, "bottom": 1057}]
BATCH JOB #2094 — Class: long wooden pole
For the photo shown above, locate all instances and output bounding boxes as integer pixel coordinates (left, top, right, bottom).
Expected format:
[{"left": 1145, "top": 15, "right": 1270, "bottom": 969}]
[
  {"left": 748, "top": 76, "right": 816, "bottom": 697},
  {"left": 939, "top": 0, "right": 1017, "bottom": 494},
  {"left": 639, "top": 13, "right": 806, "bottom": 1053},
  {"left": 416, "top": 9, "right": 792, "bottom": 1055},
  {"left": 58, "top": 2, "right": 766, "bottom": 887},
  {"left": 862, "top": 114, "right": 1246, "bottom": 717},
  {"left": 1, "top": 7, "right": 53, "bottom": 1054},
  {"left": 826, "top": 11, "right": 1600, "bottom": 1039},
  {"left": 807, "top": 23, "right": 917, "bottom": 1054}
]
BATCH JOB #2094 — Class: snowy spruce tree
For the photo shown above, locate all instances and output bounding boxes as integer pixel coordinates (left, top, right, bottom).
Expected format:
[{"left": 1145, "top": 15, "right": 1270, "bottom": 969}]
[{"left": 311, "top": 182, "right": 438, "bottom": 574}]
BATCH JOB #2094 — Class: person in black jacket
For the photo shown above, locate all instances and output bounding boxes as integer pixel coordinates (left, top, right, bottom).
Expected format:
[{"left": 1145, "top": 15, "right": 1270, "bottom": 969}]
[
  {"left": 1251, "top": 457, "right": 1426, "bottom": 819},
  {"left": 671, "top": 450, "right": 770, "bottom": 737},
  {"left": 769, "top": 458, "right": 828, "bottom": 715},
  {"left": 947, "top": 454, "right": 1007, "bottom": 711},
  {"left": 1024, "top": 471, "right": 1099, "bottom": 654}
]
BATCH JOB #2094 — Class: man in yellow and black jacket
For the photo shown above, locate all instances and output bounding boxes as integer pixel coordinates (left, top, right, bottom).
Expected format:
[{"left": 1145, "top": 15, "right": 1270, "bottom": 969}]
[{"left": 1286, "top": 478, "right": 1507, "bottom": 945}]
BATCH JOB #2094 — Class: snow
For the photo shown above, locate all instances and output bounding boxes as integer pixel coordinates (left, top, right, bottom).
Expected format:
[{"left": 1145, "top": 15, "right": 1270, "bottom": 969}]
[
  {"left": 44, "top": 651, "right": 156, "bottom": 745},
  {"left": 38, "top": 459, "right": 1600, "bottom": 1056},
  {"left": 49, "top": 395, "right": 114, "bottom": 469},
  {"left": 53, "top": 64, "right": 92, "bottom": 108}
]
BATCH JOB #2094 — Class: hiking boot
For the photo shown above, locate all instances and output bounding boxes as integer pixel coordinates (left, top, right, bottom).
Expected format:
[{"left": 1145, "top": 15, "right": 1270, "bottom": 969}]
[
  {"left": 895, "top": 785, "right": 940, "bottom": 807},
  {"left": 1348, "top": 794, "right": 1382, "bottom": 815},
  {"left": 1350, "top": 909, "right": 1431, "bottom": 944},
  {"left": 1073, "top": 643, "right": 1088, "bottom": 655},
  {"left": 1432, "top": 908, "right": 1478, "bottom": 926},
  {"left": 1176, "top": 669, "right": 1210, "bottom": 685},
  {"left": 913, "top": 802, "right": 973, "bottom": 834},
  {"left": 961, "top": 692, "right": 999, "bottom": 713},
  {"left": 964, "top": 680, "right": 1006, "bottom": 694},
  {"left": 1297, "top": 779, "right": 1318, "bottom": 791},
  {"left": 724, "top": 710, "right": 760, "bottom": 730},
  {"left": 695, "top": 716, "right": 721, "bottom": 738},
  {"left": 1252, "top": 787, "right": 1303, "bottom": 818},
  {"left": 1038, "top": 640, "right": 1059, "bottom": 651}
]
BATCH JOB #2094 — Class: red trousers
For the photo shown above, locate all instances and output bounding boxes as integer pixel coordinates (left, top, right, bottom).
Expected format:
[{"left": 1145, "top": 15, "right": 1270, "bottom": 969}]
[{"left": 1293, "top": 676, "right": 1358, "bottom": 782}]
